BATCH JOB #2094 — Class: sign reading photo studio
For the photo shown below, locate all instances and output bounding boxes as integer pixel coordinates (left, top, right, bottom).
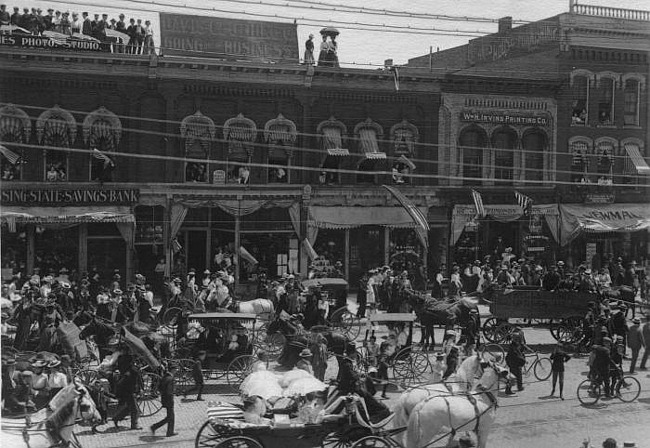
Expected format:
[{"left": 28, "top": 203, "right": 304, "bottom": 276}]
[{"left": 0, "top": 34, "right": 109, "bottom": 52}]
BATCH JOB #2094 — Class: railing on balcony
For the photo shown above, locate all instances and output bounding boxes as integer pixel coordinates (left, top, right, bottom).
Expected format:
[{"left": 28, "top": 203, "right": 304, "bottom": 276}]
[{"left": 572, "top": 3, "right": 650, "bottom": 21}]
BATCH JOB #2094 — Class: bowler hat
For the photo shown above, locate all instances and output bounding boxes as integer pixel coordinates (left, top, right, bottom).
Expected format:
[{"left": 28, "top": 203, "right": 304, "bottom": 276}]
[{"left": 299, "top": 349, "right": 313, "bottom": 358}]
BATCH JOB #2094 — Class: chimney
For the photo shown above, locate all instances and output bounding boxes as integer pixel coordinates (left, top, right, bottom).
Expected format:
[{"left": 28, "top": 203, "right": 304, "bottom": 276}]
[{"left": 498, "top": 16, "right": 512, "bottom": 33}]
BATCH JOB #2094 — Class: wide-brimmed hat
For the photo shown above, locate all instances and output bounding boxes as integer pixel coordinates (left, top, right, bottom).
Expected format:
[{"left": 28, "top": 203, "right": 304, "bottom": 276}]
[
  {"left": 299, "top": 348, "right": 313, "bottom": 358},
  {"left": 48, "top": 359, "right": 61, "bottom": 368},
  {"left": 203, "top": 269, "right": 211, "bottom": 275},
  {"left": 557, "top": 261, "right": 565, "bottom": 266},
  {"left": 632, "top": 318, "right": 641, "bottom": 324},
  {"left": 435, "top": 352, "right": 445, "bottom": 359},
  {"left": 31, "top": 360, "right": 47, "bottom": 368}
]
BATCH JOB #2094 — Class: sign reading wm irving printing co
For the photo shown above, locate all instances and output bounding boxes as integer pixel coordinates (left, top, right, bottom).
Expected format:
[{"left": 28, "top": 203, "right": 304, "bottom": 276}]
[
  {"left": 1, "top": 189, "right": 139, "bottom": 206},
  {"left": 460, "top": 111, "right": 549, "bottom": 126},
  {"left": 160, "top": 14, "right": 298, "bottom": 62}
]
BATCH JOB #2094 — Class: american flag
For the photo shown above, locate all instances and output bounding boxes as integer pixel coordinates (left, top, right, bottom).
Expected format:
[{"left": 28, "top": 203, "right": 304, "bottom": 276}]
[
  {"left": 382, "top": 184, "right": 429, "bottom": 247},
  {"left": 471, "top": 189, "right": 486, "bottom": 218},
  {"left": 0, "top": 144, "right": 22, "bottom": 165},
  {"left": 93, "top": 148, "right": 114, "bottom": 167},
  {"left": 515, "top": 191, "right": 532, "bottom": 214}
]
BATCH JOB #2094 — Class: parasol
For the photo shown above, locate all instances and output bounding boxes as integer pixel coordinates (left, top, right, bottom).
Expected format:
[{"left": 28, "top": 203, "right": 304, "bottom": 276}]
[
  {"left": 105, "top": 29, "right": 129, "bottom": 43},
  {"left": 1, "top": 297, "right": 12, "bottom": 309},
  {"left": 240, "top": 370, "right": 283, "bottom": 399},
  {"left": 279, "top": 368, "right": 312, "bottom": 388},
  {"left": 0, "top": 24, "right": 30, "bottom": 34},
  {"left": 320, "top": 27, "right": 340, "bottom": 37},
  {"left": 282, "top": 376, "right": 327, "bottom": 397}
]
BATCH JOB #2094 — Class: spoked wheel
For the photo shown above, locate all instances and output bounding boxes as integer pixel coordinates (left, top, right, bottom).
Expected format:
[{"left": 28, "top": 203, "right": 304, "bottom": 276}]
[
  {"left": 329, "top": 307, "right": 361, "bottom": 340},
  {"left": 76, "top": 368, "right": 99, "bottom": 385},
  {"left": 321, "top": 428, "right": 370, "bottom": 448},
  {"left": 480, "top": 343, "right": 505, "bottom": 365},
  {"left": 576, "top": 379, "right": 601, "bottom": 406},
  {"left": 533, "top": 357, "right": 552, "bottom": 381},
  {"left": 162, "top": 307, "right": 183, "bottom": 327},
  {"left": 195, "top": 421, "right": 233, "bottom": 448},
  {"left": 215, "top": 437, "right": 263, "bottom": 448},
  {"left": 351, "top": 436, "right": 396, "bottom": 448},
  {"left": 481, "top": 317, "right": 502, "bottom": 343},
  {"left": 405, "top": 350, "right": 430, "bottom": 386},
  {"left": 495, "top": 322, "right": 514, "bottom": 344},
  {"left": 615, "top": 376, "right": 641, "bottom": 403},
  {"left": 137, "top": 372, "right": 162, "bottom": 417},
  {"left": 257, "top": 331, "right": 285, "bottom": 359},
  {"left": 553, "top": 317, "right": 583, "bottom": 343},
  {"left": 391, "top": 348, "right": 429, "bottom": 387},
  {"left": 226, "top": 355, "right": 256, "bottom": 393},
  {"left": 168, "top": 358, "right": 197, "bottom": 394}
]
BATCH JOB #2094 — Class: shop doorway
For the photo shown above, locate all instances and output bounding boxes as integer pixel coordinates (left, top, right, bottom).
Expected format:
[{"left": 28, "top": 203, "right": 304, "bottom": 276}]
[
  {"left": 185, "top": 230, "right": 208, "bottom": 273},
  {"left": 349, "top": 226, "right": 384, "bottom": 284},
  {"left": 87, "top": 238, "right": 126, "bottom": 281}
]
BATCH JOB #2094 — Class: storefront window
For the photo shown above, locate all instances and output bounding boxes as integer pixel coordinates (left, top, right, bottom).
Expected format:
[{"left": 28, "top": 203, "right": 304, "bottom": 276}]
[
  {"left": 1, "top": 224, "right": 27, "bottom": 273},
  {"left": 88, "top": 238, "right": 126, "bottom": 281},
  {"left": 135, "top": 206, "right": 164, "bottom": 245},
  {"left": 389, "top": 228, "right": 425, "bottom": 288},
  {"left": 239, "top": 234, "right": 292, "bottom": 281},
  {"left": 34, "top": 226, "right": 78, "bottom": 274},
  {"left": 314, "top": 230, "right": 345, "bottom": 269}
]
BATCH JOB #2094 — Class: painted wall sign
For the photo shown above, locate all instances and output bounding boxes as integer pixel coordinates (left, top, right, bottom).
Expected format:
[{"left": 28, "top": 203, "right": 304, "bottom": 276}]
[
  {"left": 159, "top": 14, "right": 298, "bottom": 62},
  {"left": 460, "top": 111, "right": 549, "bottom": 126},
  {"left": 1, "top": 189, "right": 139, "bottom": 205},
  {"left": 0, "top": 34, "right": 108, "bottom": 52}
]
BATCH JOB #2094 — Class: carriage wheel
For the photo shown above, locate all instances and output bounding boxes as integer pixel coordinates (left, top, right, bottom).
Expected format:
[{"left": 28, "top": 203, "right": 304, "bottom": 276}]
[
  {"left": 195, "top": 421, "right": 231, "bottom": 448},
  {"left": 351, "top": 436, "right": 395, "bottom": 448},
  {"left": 321, "top": 429, "right": 365, "bottom": 448},
  {"left": 553, "top": 317, "right": 583, "bottom": 343},
  {"left": 215, "top": 437, "right": 263, "bottom": 448},
  {"left": 252, "top": 323, "right": 268, "bottom": 346},
  {"left": 391, "top": 348, "right": 429, "bottom": 387},
  {"left": 480, "top": 343, "right": 505, "bottom": 365},
  {"left": 137, "top": 372, "right": 162, "bottom": 417},
  {"left": 169, "top": 358, "right": 196, "bottom": 394},
  {"left": 258, "top": 331, "right": 285, "bottom": 358},
  {"left": 162, "top": 307, "right": 183, "bottom": 327},
  {"left": 481, "top": 318, "right": 501, "bottom": 343},
  {"left": 226, "top": 355, "right": 256, "bottom": 393},
  {"left": 495, "top": 322, "right": 514, "bottom": 344},
  {"left": 329, "top": 307, "right": 361, "bottom": 340},
  {"left": 576, "top": 379, "right": 600, "bottom": 406},
  {"left": 76, "top": 368, "right": 99, "bottom": 385}
]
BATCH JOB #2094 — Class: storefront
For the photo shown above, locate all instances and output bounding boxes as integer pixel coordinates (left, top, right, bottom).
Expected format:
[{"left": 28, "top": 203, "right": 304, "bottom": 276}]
[
  {"left": 451, "top": 204, "right": 560, "bottom": 267},
  {"left": 0, "top": 187, "right": 139, "bottom": 281},
  {"left": 559, "top": 203, "right": 650, "bottom": 267}
]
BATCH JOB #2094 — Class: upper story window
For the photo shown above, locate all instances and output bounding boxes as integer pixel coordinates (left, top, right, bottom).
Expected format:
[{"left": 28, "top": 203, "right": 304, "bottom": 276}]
[
  {"left": 491, "top": 127, "right": 517, "bottom": 185},
  {"left": 223, "top": 113, "right": 256, "bottom": 184},
  {"left": 595, "top": 139, "right": 615, "bottom": 180},
  {"left": 569, "top": 138, "right": 591, "bottom": 183},
  {"left": 624, "top": 78, "right": 641, "bottom": 126},
  {"left": 36, "top": 105, "right": 77, "bottom": 182},
  {"left": 354, "top": 118, "right": 385, "bottom": 184},
  {"left": 597, "top": 77, "right": 615, "bottom": 125},
  {"left": 83, "top": 107, "right": 121, "bottom": 182},
  {"left": 390, "top": 119, "right": 419, "bottom": 185},
  {"left": 570, "top": 71, "right": 593, "bottom": 126},
  {"left": 458, "top": 126, "right": 486, "bottom": 186},
  {"left": 621, "top": 139, "right": 649, "bottom": 186},
  {"left": 264, "top": 114, "right": 296, "bottom": 184},
  {"left": 180, "top": 111, "right": 215, "bottom": 183},
  {"left": 317, "top": 116, "right": 348, "bottom": 185},
  {"left": 0, "top": 104, "right": 31, "bottom": 181},
  {"left": 522, "top": 130, "right": 547, "bottom": 184}
]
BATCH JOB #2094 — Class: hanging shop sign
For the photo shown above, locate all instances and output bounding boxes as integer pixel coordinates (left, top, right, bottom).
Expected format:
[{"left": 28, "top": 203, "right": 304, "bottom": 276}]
[
  {"left": 460, "top": 111, "right": 549, "bottom": 126},
  {"left": 159, "top": 13, "right": 298, "bottom": 62},
  {"left": 1, "top": 188, "right": 139, "bottom": 206}
]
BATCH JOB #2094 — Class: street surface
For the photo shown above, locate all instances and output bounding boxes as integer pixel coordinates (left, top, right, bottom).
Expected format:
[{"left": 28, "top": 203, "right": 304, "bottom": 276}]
[{"left": 75, "top": 298, "right": 650, "bottom": 448}]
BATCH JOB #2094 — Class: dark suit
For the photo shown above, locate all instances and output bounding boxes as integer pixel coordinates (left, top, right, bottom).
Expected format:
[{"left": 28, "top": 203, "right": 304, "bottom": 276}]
[
  {"left": 151, "top": 372, "right": 175, "bottom": 436},
  {"left": 113, "top": 367, "right": 140, "bottom": 428}
]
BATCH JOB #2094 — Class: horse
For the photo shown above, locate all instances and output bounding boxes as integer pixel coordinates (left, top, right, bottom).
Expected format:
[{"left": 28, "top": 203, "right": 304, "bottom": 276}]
[
  {"left": 405, "top": 360, "right": 507, "bottom": 448},
  {"left": 1, "top": 378, "right": 101, "bottom": 448},
  {"left": 404, "top": 290, "right": 480, "bottom": 350},
  {"left": 393, "top": 354, "right": 485, "bottom": 442},
  {"left": 79, "top": 316, "right": 120, "bottom": 361}
]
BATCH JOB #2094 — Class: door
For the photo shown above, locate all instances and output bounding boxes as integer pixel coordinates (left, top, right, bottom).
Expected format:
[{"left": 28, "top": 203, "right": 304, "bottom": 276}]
[{"left": 186, "top": 230, "right": 208, "bottom": 273}]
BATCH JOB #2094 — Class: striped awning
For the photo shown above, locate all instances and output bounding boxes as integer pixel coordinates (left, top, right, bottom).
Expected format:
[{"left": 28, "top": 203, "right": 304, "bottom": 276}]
[
  {"left": 624, "top": 143, "right": 650, "bottom": 175},
  {"left": 0, "top": 206, "right": 135, "bottom": 224},
  {"left": 364, "top": 151, "right": 387, "bottom": 160}
]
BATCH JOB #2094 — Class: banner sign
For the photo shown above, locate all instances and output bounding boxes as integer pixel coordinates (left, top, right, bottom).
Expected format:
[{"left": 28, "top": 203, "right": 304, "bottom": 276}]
[
  {"left": 460, "top": 111, "right": 549, "bottom": 126},
  {"left": 559, "top": 203, "right": 650, "bottom": 246},
  {"left": 0, "top": 34, "right": 109, "bottom": 52},
  {"left": 159, "top": 14, "right": 298, "bottom": 62},
  {"left": 492, "top": 289, "right": 594, "bottom": 319},
  {"left": 1, "top": 189, "right": 139, "bottom": 205}
]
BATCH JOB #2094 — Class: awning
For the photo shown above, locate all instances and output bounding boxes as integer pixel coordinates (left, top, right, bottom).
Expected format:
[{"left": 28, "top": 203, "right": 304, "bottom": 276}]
[
  {"left": 327, "top": 148, "right": 350, "bottom": 156},
  {"left": 323, "top": 127, "right": 343, "bottom": 151},
  {"left": 364, "top": 152, "right": 387, "bottom": 160},
  {"left": 624, "top": 144, "right": 650, "bottom": 175},
  {"left": 359, "top": 128, "right": 386, "bottom": 159},
  {"left": 560, "top": 203, "right": 650, "bottom": 245},
  {"left": 0, "top": 206, "right": 135, "bottom": 224},
  {"left": 309, "top": 206, "right": 429, "bottom": 229}
]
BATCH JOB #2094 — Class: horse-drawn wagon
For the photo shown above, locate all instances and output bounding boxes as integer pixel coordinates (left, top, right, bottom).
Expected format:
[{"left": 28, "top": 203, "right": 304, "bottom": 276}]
[
  {"left": 300, "top": 278, "right": 360, "bottom": 339},
  {"left": 481, "top": 287, "right": 595, "bottom": 343}
]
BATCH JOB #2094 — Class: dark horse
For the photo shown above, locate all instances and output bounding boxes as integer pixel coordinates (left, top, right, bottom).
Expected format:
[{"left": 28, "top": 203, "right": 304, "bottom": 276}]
[
  {"left": 404, "top": 289, "right": 480, "bottom": 350},
  {"left": 79, "top": 316, "right": 119, "bottom": 361}
]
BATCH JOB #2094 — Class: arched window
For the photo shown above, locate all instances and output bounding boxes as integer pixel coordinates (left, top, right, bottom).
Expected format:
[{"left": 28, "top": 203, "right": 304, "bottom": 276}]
[
  {"left": 458, "top": 126, "right": 487, "bottom": 186},
  {"left": 522, "top": 130, "right": 546, "bottom": 184},
  {"left": 181, "top": 111, "right": 215, "bottom": 183},
  {"left": 224, "top": 113, "right": 257, "bottom": 184},
  {"left": 36, "top": 105, "right": 77, "bottom": 182},
  {"left": 317, "top": 116, "right": 348, "bottom": 185},
  {"left": 571, "top": 74, "right": 590, "bottom": 125},
  {"left": 0, "top": 104, "right": 31, "bottom": 181},
  {"left": 598, "top": 77, "right": 615, "bottom": 125},
  {"left": 354, "top": 118, "right": 384, "bottom": 184},
  {"left": 569, "top": 138, "right": 590, "bottom": 183},
  {"left": 491, "top": 127, "right": 517, "bottom": 185},
  {"left": 83, "top": 107, "right": 122, "bottom": 182},
  {"left": 624, "top": 78, "right": 640, "bottom": 126},
  {"left": 264, "top": 114, "right": 296, "bottom": 184},
  {"left": 595, "top": 139, "right": 615, "bottom": 178}
]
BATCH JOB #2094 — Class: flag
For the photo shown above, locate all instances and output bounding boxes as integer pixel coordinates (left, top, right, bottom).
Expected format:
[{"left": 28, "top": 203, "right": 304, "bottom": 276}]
[
  {"left": 0, "top": 144, "right": 21, "bottom": 165},
  {"left": 93, "top": 148, "right": 114, "bottom": 167},
  {"left": 382, "top": 185, "right": 429, "bottom": 248},
  {"left": 391, "top": 66, "right": 400, "bottom": 91},
  {"left": 515, "top": 191, "right": 532, "bottom": 215},
  {"left": 471, "top": 189, "right": 486, "bottom": 218}
]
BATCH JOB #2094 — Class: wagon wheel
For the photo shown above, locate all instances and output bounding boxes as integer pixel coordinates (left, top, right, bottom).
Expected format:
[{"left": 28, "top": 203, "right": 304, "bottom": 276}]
[
  {"left": 322, "top": 427, "right": 371, "bottom": 448},
  {"left": 168, "top": 358, "right": 196, "bottom": 394},
  {"left": 391, "top": 348, "right": 429, "bottom": 387},
  {"left": 215, "top": 437, "right": 263, "bottom": 448},
  {"left": 553, "top": 316, "right": 583, "bottom": 343},
  {"left": 351, "top": 436, "right": 398, "bottom": 448},
  {"left": 329, "top": 307, "right": 361, "bottom": 340},
  {"left": 495, "top": 322, "right": 514, "bottom": 344},
  {"left": 137, "top": 371, "right": 162, "bottom": 417},
  {"left": 251, "top": 323, "right": 268, "bottom": 347},
  {"left": 195, "top": 421, "right": 235, "bottom": 448},
  {"left": 76, "top": 368, "right": 99, "bottom": 385},
  {"left": 162, "top": 307, "right": 183, "bottom": 327},
  {"left": 481, "top": 317, "right": 502, "bottom": 343},
  {"left": 256, "top": 330, "right": 285, "bottom": 359},
  {"left": 226, "top": 354, "right": 256, "bottom": 393}
]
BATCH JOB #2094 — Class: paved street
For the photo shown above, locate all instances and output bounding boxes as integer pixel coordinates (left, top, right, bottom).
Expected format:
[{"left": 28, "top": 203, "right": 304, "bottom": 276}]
[{"left": 76, "top": 301, "right": 650, "bottom": 448}]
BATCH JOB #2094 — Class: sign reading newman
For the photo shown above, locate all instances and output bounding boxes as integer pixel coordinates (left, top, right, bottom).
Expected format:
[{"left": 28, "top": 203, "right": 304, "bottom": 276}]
[
  {"left": 1, "top": 189, "right": 139, "bottom": 206},
  {"left": 160, "top": 14, "right": 298, "bottom": 62}
]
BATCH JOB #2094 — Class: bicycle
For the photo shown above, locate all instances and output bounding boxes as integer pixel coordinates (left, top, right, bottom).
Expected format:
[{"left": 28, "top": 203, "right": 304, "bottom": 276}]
[
  {"left": 521, "top": 351, "right": 552, "bottom": 381},
  {"left": 576, "top": 370, "right": 641, "bottom": 405}
]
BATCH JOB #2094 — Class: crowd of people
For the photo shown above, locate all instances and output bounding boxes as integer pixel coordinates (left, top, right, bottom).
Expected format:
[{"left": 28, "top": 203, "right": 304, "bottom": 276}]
[{"left": 0, "top": 4, "right": 155, "bottom": 54}]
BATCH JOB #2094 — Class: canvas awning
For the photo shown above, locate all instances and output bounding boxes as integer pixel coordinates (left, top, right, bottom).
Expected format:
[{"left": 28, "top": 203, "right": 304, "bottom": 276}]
[
  {"left": 359, "top": 128, "right": 386, "bottom": 159},
  {"left": 624, "top": 143, "right": 650, "bottom": 175},
  {"left": 0, "top": 205, "right": 135, "bottom": 224},
  {"left": 309, "top": 206, "right": 428, "bottom": 229},
  {"left": 559, "top": 203, "right": 650, "bottom": 245},
  {"left": 326, "top": 148, "right": 350, "bottom": 156}
]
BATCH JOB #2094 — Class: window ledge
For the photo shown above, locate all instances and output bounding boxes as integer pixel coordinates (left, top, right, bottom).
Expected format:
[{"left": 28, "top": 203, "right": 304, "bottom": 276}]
[
  {"left": 596, "top": 123, "right": 616, "bottom": 128},
  {"left": 570, "top": 123, "right": 589, "bottom": 127},
  {"left": 623, "top": 125, "right": 642, "bottom": 130}
]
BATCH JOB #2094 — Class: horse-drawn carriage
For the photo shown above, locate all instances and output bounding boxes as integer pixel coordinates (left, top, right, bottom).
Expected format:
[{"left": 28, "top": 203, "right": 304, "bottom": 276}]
[
  {"left": 481, "top": 287, "right": 595, "bottom": 343},
  {"left": 300, "top": 278, "right": 360, "bottom": 340}
]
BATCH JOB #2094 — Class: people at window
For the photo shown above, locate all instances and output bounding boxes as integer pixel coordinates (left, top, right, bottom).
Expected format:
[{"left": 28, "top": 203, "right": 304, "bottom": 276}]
[
  {"left": 186, "top": 162, "right": 207, "bottom": 182},
  {"left": 46, "top": 163, "right": 66, "bottom": 182},
  {"left": 269, "top": 167, "right": 287, "bottom": 183}
]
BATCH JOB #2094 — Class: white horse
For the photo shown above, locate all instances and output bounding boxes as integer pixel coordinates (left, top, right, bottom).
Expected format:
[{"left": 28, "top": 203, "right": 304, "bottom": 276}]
[
  {"left": 405, "top": 361, "right": 507, "bottom": 448},
  {"left": 1, "top": 378, "right": 101, "bottom": 448},
  {"left": 393, "top": 355, "right": 484, "bottom": 443},
  {"left": 234, "top": 298, "right": 275, "bottom": 318}
]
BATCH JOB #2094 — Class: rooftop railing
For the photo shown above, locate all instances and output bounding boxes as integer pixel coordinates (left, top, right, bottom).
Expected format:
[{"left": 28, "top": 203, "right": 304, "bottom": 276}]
[{"left": 572, "top": 4, "right": 650, "bottom": 21}]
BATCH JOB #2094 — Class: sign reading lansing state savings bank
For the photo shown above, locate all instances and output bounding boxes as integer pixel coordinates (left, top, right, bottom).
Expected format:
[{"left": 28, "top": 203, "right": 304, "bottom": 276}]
[
  {"left": 1, "top": 189, "right": 139, "bottom": 206},
  {"left": 160, "top": 14, "right": 298, "bottom": 62}
]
